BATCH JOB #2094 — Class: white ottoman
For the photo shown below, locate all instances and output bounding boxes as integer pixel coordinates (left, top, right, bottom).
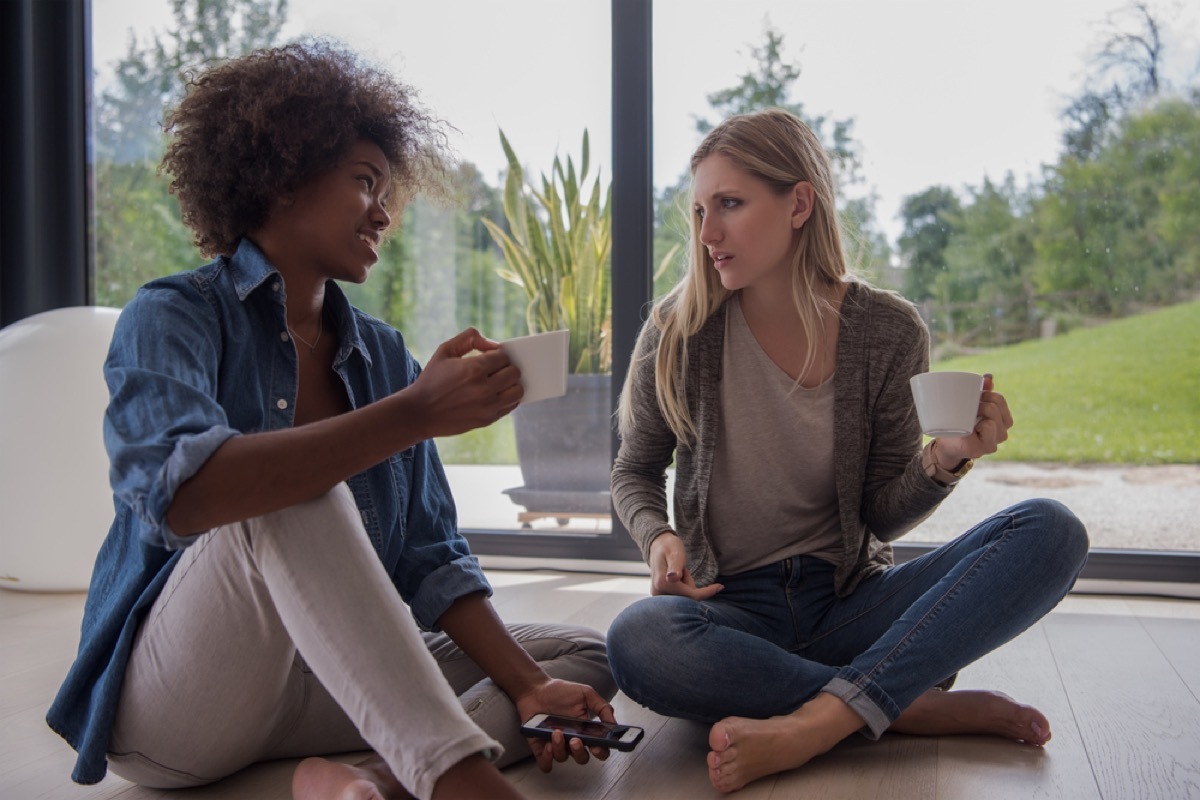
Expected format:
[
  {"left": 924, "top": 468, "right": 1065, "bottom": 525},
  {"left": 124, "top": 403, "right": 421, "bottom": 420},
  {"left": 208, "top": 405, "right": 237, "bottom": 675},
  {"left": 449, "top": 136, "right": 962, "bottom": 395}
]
[{"left": 0, "top": 306, "right": 120, "bottom": 592}]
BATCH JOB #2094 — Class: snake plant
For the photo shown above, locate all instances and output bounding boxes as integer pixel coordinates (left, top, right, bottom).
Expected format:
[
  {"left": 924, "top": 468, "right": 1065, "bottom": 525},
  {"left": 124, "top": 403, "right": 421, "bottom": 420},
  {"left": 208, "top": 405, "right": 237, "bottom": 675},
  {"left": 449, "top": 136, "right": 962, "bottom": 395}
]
[{"left": 482, "top": 129, "right": 612, "bottom": 374}]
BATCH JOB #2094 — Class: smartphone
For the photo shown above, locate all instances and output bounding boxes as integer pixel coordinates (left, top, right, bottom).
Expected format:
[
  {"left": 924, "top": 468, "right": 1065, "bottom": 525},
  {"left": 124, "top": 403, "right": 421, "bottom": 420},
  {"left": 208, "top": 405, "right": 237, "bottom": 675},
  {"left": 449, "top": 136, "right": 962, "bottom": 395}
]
[{"left": 520, "top": 713, "right": 644, "bottom": 752}]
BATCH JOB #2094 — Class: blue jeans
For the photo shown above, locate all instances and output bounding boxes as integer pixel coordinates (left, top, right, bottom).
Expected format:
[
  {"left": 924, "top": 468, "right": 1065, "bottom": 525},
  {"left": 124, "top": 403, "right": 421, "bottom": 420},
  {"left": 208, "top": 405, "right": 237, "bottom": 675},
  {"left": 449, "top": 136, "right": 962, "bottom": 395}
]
[{"left": 608, "top": 498, "right": 1088, "bottom": 738}]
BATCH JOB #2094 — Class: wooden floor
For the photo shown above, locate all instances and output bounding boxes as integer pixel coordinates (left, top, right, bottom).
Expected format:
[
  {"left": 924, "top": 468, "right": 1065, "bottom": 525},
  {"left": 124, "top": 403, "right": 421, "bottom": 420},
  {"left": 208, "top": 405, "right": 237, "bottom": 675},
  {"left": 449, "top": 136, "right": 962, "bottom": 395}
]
[{"left": 4, "top": 571, "right": 1199, "bottom": 799}]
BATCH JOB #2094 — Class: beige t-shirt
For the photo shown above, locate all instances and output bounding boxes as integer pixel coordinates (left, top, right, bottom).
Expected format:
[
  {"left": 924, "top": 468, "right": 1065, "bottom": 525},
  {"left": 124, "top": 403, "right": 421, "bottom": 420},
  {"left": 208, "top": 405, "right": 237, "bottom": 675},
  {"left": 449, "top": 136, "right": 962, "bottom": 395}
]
[{"left": 707, "top": 295, "right": 843, "bottom": 574}]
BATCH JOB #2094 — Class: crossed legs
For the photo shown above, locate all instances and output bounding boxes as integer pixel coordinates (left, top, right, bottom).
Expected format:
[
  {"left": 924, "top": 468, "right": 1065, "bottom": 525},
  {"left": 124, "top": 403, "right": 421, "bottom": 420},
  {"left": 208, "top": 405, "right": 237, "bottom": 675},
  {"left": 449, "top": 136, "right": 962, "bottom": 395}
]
[
  {"left": 108, "top": 484, "right": 611, "bottom": 799},
  {"left": 609, "top": 499, "right": 1088, "bottom": 793}
]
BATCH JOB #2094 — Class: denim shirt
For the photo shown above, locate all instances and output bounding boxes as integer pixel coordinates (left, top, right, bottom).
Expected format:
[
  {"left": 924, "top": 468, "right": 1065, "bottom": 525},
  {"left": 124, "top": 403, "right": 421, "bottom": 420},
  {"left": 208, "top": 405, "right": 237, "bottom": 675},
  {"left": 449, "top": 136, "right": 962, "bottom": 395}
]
[{"left": 46, "top": 239, "right": 491, "bottom": 785}]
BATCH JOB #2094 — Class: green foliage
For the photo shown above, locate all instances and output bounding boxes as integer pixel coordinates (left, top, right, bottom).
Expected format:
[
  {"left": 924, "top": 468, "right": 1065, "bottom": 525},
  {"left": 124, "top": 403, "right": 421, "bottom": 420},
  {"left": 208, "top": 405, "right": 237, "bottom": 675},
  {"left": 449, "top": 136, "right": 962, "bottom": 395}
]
[
  {"left": 435, "top": 417, "right": 517, "bottom": 465},
  {"left": 935, "top": 176, "right": 1038, "bottom": 345},
  {"left": 1032, "top": 98, "right": 1200, "bottom": 315},
  {"left": 95, "top": 0, "right": 289, "bottom": 302},
  {"left": 93, "top": 161, "right": 197, "bottom": 306},
  {"left": 897, "top": 186, "right": 962, "bottom": 302},
  {"left": 482, "top": 130, "right": 613, "bottom": 374},
  {"left": 839, "top": 195, "right": 894, "bottom": 287},
  {"left": 935, "top": 301, "right": 1200, "bottom": 464}
]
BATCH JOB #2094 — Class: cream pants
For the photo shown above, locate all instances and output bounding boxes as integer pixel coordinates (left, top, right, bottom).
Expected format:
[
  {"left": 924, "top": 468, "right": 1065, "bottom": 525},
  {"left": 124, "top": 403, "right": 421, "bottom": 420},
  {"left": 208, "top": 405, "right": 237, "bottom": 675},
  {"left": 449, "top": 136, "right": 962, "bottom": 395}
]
[{"left": 107, "top": 483, "right": 613, "bottom": 800}]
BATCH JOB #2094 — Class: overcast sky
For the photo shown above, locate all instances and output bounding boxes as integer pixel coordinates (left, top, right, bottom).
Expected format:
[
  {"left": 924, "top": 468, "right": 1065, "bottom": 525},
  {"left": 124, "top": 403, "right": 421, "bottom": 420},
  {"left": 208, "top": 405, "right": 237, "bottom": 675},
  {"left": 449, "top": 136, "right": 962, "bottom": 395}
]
[{"left": 92, "top": 0, "right": 1200, "bottom": 243}]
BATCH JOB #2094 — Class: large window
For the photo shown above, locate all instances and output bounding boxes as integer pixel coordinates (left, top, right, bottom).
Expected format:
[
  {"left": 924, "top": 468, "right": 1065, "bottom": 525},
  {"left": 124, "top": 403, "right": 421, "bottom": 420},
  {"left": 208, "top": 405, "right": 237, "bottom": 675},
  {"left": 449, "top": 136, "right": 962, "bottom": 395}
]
[
  {"left": 653, "top": 0, "right": 1200, "bottom": 558},
  {"left": 79, "top": 0, "right": 1200, "bottom": 575},
  {"left": 91, "top": 0, "right": 620, "bottom": 545}
]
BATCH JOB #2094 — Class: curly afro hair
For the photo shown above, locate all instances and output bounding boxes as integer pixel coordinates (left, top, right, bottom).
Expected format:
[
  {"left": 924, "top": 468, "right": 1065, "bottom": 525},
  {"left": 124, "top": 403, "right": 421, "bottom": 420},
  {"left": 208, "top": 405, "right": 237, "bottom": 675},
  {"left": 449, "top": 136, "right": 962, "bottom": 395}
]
[{"left": 161, "top": 39, "right": 451, "bottom": 257}]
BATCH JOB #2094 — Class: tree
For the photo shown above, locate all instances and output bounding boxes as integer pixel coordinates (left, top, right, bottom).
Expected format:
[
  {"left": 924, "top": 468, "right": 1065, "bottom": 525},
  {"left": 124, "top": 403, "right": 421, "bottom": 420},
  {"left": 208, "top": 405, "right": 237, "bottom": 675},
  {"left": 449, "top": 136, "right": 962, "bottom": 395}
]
[
  {"left": 97, "top": 0, "right": 289, "bottom": 165},
  {"left": 1033, "top": 99, "right": 1200, "bottom": 315},
  {"left": 94, "top": 1, "right": 289, "bottom": 306},
  {"left": 840, "top": 194, "right": 894, "bottom": 288},
  {"left": 1091, "top": 1, "right": 1167, "bottom": 102},
  {"left": 938, "top": 176, "right": 1037, "bottom": 346},
  {"left": 1060, "top": 88, "right": 1124, "bottom": 162},
  {"left": 1061, "top": 2, "right": 1172, "bottom": 163},
  {"left": 896, "top": 187, "right": 962, "bottom": 302}
]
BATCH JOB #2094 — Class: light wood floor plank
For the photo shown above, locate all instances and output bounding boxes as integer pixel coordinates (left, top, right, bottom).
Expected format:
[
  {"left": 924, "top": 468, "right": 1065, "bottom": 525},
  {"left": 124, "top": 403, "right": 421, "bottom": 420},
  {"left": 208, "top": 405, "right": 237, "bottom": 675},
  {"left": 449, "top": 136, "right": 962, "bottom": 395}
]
[
  {"left": 938, "top": 622, "right": 1101, "bottom": 799},
  {"left": 1043, "top": 613, "right": 1200, "bottom": 799},
  {"left": 767, "top": 734, "right": 938, "bottom": 799},
  {"left": 1138, "top": 616, "right": 1200, "bottom": 705}
]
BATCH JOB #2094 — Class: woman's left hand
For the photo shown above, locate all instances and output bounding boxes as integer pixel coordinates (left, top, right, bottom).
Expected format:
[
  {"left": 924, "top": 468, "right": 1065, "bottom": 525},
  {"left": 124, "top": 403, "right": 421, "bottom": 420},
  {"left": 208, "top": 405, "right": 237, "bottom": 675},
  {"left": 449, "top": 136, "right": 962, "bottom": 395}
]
[
  {"left": 932, "top": 373, "right": 1014, "bottom": 465},
  {"left": 514, "top": 678, "right": 617, "bottom": 772}
]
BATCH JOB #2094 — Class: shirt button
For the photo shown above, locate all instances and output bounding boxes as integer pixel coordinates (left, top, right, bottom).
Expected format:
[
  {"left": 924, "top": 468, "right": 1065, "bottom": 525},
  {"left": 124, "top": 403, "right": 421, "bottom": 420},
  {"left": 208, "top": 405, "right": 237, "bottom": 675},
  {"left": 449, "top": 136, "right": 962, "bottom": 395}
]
[
  {"left": 271, "top": 282, "right": 281, "bottom": 292},
  {"left": 280, "top": 331, "right": 289, "bottom": 342},
  {"left": 276, "top": 399, "right": 288, "bottom": 410}
]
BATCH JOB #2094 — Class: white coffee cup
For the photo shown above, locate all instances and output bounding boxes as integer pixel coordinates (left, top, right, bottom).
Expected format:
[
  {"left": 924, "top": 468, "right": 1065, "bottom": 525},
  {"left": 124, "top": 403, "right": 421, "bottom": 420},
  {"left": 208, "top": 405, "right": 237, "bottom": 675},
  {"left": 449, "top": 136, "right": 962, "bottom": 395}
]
[
  {"left": 909, "top": 371, "right": 984, "bottom": 437},
  {"left": 500, "top": 329, "right": 569, "bottom": 404}
]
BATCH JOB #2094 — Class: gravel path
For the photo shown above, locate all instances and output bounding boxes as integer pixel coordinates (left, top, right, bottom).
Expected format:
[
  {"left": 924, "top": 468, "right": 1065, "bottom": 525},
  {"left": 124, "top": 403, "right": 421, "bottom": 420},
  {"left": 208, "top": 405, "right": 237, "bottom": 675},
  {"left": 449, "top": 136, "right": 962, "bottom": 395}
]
[{"left": 917, "top": 461, "right": 1200, "bottom": 551}]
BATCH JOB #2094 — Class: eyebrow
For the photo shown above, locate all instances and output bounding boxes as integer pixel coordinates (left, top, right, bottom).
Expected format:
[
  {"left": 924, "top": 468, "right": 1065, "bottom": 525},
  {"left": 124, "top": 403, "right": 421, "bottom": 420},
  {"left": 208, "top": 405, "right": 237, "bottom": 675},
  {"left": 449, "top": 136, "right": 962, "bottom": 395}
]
[
  {"left": 696, "top": 186, "right": 740, "bottom": 201},
  {"left": 355, "top": 160, "right": 387, "bottom": 179}
]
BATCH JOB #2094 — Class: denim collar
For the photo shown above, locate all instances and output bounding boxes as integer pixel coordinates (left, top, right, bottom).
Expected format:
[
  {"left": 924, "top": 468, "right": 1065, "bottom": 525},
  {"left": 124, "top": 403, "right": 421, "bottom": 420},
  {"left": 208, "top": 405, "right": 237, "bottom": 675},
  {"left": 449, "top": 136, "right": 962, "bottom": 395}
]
[{"left": 228, "top": 237, "right": 373, "bottom": 369}]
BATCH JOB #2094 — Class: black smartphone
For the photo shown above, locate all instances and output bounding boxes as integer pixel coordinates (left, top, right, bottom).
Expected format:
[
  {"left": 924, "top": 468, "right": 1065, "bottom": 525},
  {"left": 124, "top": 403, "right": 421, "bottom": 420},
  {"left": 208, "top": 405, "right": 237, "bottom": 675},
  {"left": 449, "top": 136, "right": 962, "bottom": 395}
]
[{"left": 520, "top": 713, "right": 644, "bottom": 751}]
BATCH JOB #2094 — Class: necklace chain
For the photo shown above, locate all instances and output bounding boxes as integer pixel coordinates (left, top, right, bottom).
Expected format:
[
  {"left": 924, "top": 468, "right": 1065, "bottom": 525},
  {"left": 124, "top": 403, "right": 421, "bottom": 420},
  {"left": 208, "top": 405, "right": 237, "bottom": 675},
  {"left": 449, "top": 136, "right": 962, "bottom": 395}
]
[{"left": 287, "top": 314, "right": 323, "bottom": 355}]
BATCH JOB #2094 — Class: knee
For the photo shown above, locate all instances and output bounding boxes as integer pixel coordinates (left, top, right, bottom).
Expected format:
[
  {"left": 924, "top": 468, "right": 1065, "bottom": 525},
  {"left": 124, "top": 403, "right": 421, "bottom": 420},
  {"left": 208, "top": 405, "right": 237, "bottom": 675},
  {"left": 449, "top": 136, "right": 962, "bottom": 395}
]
[
  {"left": 1014, "top": 497, "right": 1090, "bottom": 571},
  {"left": 561, "top": 623, "right": 618, "bottom": 700},
  {"left": 607, "top": 596, "right": 689, "bottom": 693}
]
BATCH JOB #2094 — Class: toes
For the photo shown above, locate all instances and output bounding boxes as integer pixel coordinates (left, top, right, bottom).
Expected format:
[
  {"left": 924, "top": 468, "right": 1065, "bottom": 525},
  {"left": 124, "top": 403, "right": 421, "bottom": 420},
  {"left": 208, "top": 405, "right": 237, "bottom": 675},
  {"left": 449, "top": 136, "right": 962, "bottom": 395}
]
[{"left": 709, "top": 718, "right": 735, "bottom": 752}]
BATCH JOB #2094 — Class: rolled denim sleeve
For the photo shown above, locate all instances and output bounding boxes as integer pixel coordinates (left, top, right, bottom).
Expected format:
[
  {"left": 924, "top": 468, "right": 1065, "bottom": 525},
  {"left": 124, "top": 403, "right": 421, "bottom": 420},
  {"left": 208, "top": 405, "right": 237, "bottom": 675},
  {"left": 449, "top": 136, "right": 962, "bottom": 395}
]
[
  {"left": 104, "top": 284, "right": 239, "bottom": 551},
  {"left": 409, "top": 555, "right": 491, "bottom": 630}
]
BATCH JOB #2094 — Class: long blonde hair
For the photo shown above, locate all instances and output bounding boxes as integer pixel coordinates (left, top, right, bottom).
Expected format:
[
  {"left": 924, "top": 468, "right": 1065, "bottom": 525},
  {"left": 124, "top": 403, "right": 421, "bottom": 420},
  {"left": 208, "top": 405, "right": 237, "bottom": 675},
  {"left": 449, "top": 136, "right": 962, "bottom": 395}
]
[{"left": 618, "top": 108, "right": 851, "bottom": 444}]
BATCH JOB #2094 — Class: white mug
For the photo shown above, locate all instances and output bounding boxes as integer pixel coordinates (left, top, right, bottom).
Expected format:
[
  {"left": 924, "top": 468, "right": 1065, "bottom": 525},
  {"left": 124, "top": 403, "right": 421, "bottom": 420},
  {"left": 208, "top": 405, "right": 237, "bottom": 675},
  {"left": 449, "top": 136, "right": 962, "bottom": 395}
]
[
  {"left": 909, "top": 371, "right": 984, "bottom": 437},
  {"left": 500, "top": 329, "right": 569, "bottom": 404}
]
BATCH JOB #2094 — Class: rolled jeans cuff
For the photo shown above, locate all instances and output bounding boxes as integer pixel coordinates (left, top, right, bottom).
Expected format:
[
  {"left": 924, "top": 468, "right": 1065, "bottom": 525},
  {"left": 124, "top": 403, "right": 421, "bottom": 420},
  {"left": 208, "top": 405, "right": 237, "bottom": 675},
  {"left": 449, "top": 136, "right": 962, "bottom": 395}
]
[
  {"left": 822, "top": 669, "right": 899, "bottom": 740},
  {"left": 409, "top": 733, "right": 503, "bottom": 800}
]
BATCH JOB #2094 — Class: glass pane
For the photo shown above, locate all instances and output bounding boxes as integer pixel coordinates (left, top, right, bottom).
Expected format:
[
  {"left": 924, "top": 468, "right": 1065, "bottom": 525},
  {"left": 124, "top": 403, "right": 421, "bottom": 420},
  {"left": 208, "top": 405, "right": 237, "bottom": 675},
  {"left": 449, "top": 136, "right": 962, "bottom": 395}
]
[
  {"left": 91, "top": 0, "right": 614, "bottom": 535},
  {"left": 653, "top": 0, "right": 1200, "bottom": 553}
]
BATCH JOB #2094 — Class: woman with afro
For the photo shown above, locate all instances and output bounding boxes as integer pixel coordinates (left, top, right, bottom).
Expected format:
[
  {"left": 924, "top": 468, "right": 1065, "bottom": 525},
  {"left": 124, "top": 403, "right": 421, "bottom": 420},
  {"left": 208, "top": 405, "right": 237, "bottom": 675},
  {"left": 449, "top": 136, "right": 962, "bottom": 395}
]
[{"left": 47, "top": 40, "right": 616, "bottom": 800}]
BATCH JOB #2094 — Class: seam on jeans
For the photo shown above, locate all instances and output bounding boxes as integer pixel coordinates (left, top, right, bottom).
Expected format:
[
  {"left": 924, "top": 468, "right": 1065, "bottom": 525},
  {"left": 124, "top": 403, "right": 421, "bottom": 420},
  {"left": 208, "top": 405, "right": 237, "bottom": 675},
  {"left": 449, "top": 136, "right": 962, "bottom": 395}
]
[
  {"left": 860, "top": 514, "right": 1017, "bottom": 686},
  {"left": 108, "top": 748, "right": 216, "bottom": 786},
  {"left": 261, "top": 656, "right": 311, "bottom": 755},
  {"left": 146, "top": 532, "right": 219, "bottom": 629},
  {"left": 805, "top": 510, "right": 1018, "bottom": 649}
]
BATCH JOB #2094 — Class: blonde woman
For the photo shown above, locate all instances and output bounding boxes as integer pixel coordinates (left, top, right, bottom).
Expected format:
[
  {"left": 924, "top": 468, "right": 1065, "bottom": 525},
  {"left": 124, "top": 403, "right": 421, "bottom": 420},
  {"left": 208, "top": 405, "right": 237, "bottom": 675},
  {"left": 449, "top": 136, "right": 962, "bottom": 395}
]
[{"left": 609, "top": 108, "right": 1088, "bottom": 793}]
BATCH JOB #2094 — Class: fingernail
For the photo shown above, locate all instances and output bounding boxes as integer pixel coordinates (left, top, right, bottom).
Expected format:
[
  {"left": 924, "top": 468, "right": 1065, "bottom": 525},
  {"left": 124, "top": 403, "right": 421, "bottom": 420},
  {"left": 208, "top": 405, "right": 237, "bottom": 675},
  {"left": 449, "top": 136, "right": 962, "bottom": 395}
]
[
  {"left": 1031, "top": 721, "right": 1046, "bottom": 737},
  {"left": 666, "top": 571, "right": 679, "bottom": 580}
]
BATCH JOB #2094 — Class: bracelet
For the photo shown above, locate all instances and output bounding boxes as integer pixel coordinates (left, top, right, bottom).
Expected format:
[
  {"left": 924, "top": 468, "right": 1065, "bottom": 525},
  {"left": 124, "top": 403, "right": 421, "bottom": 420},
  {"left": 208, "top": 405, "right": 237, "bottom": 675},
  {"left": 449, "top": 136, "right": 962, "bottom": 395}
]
[{"left": 924, "top": 442, "right": 974, "bottom": 487}]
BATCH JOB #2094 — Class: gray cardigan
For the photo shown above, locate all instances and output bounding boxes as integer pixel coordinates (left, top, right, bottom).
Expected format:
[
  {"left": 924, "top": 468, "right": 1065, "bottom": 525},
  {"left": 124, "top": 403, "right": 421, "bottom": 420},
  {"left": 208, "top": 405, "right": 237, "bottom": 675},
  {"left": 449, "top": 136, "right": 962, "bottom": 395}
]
[{"left": 611, "top": 281, "right": 954, "bottom": 596}]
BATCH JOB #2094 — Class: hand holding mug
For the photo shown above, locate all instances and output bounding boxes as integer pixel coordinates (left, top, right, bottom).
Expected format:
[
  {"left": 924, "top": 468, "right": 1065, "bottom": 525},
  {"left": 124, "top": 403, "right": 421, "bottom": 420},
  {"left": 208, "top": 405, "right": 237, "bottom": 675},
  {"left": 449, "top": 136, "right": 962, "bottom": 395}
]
[{"left": 924, "top": 373, "right": 1014, "bottom": 466}]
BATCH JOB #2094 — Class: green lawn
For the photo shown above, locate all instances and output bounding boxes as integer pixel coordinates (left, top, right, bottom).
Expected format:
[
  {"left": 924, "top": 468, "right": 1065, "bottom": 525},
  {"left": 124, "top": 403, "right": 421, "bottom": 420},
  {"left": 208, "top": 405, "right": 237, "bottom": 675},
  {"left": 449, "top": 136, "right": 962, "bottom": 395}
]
[
  {"left": 934, "top": 300, "right": 1200, "bottom": 464},
  {"left": 435, "top": 416, "right": 518, "bottom": 465}
]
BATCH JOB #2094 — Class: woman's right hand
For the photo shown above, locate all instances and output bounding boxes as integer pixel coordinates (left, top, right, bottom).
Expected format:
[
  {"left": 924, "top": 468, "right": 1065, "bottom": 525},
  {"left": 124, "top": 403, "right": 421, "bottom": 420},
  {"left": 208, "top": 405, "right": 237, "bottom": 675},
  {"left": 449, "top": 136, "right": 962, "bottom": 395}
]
[
  {"left": 648, "top": 532, "right": 723, "bottom": 600},
  {"left": 409, "top": 328, "right": 524, "bottom": 438}
]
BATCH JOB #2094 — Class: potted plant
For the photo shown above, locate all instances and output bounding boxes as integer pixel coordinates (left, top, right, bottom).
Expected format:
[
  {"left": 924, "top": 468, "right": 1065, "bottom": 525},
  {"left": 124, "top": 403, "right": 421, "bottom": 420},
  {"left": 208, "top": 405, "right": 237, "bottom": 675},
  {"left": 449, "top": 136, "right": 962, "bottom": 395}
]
[{"left": 482, "top": 130, "right": 613, "bottom": 523}]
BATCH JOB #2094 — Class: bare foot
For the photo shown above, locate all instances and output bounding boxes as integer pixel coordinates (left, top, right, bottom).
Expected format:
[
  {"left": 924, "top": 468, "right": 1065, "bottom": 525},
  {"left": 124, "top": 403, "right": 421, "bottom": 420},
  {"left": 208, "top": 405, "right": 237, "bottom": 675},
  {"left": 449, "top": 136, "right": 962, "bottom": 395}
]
[
  {"left": 706, "top": 693, "right": 864, "bottom": 793},
  {"left": 891, "top": 689, "right": 1052, "bottom": 745},
  {"left": 292, "top": 754, "right": 409, "bottom": 800}
]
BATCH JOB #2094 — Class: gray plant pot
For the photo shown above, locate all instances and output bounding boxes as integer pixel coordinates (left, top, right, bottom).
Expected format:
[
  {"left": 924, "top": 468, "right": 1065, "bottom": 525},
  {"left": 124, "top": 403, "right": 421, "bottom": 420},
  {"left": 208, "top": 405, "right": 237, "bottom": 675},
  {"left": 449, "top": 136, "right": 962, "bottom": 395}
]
[{"left": 503, "top": 373, "right": 612, "bottom": 516}]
